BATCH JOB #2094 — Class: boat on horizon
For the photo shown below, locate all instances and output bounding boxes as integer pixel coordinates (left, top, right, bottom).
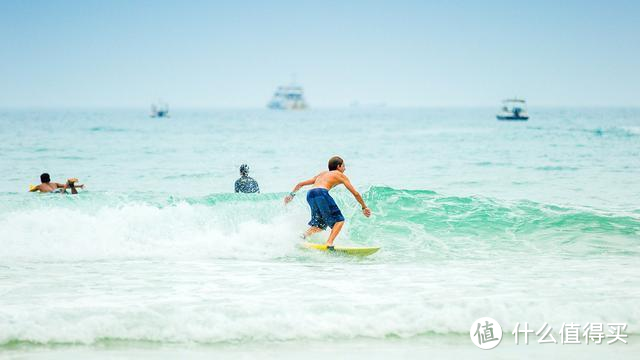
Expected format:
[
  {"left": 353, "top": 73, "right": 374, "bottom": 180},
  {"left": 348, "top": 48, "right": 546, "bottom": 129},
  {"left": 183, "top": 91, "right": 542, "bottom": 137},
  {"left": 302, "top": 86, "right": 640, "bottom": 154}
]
[
  {"left": 496, "top": 98, "right": 529, "bottom": 121},
  {"left": 267, "top": 84, "right": 309, "bottom": 110},
  {"left": 150, "top": 101, "right": 170, "bottom": 118}
]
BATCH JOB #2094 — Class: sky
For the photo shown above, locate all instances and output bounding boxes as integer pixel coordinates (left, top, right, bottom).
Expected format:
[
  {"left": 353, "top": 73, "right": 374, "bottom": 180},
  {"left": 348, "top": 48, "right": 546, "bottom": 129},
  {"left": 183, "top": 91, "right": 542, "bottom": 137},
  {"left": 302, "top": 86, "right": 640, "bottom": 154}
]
[{"left": 0, "top": 0, "right": 638, "bottom": 108}]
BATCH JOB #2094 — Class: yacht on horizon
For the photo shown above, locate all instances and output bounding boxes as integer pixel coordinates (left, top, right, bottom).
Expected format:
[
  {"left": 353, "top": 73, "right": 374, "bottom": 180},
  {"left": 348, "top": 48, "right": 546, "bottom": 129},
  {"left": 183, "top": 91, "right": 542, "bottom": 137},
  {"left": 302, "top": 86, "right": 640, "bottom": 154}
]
[
  {"left": 267, "top": 84, "right": 309, "bottom": 110},
  {"left": 496, "top": 98, "right": 529, "bottom": 121}
]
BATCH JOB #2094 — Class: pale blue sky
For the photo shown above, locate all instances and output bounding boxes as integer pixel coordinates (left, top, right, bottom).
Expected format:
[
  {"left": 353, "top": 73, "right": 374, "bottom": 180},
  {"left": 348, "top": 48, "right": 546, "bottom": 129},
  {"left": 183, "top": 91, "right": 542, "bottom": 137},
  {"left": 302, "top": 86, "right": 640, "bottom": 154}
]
[{"left": 0, "top": 0, "right": 638, "bottom": 108}]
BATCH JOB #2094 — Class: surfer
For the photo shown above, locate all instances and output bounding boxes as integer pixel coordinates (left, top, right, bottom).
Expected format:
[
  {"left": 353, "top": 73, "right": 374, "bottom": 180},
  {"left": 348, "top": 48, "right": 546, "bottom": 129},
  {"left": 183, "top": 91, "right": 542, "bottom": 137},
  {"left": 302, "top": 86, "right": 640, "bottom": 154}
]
[
  {"left": 29, "top": 173, "right": 84, "bottom": 194},
  {"left": 235, "top": 164, "right": 260, "bottom": 193},
  {"left": 284, "top": 156, "right": 371, "bottom": 247}
]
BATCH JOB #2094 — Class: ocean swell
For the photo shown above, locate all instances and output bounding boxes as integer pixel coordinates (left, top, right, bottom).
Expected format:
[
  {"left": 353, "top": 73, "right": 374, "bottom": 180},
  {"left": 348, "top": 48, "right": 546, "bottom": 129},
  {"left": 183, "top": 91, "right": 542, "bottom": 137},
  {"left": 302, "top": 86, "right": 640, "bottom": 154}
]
[{"left": 0, "top": 187, "right": 638, "bottom": 261}]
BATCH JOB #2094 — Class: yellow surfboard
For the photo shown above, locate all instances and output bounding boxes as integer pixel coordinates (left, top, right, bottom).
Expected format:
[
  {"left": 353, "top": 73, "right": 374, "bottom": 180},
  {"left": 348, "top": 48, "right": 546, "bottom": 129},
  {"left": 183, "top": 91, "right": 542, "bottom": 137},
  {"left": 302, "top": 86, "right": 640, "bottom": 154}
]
[{"left": 301, "top": 242, "right": 380, "bottom": 256}]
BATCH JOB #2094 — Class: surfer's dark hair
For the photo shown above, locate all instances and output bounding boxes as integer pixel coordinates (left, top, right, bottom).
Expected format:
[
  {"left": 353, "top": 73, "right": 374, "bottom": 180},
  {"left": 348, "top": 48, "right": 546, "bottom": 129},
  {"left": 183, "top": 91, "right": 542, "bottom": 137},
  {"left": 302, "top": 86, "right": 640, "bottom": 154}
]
[
  {"left": 40, "top": 173, "right": 51, "bottom": 183},
  {"left": 328, "top": 156, "right": 344, "bottom": 171}
]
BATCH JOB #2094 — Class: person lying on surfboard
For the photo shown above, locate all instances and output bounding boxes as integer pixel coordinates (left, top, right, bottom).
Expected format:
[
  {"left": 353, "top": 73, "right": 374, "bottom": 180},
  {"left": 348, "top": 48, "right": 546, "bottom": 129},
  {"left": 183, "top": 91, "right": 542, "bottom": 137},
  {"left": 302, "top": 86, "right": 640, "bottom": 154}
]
[
  {"left": 284, "top": 156, "right": 371, "bottom": 248},
  {"left": 29, "top": 173, "right": 84, "bottom": 194}
]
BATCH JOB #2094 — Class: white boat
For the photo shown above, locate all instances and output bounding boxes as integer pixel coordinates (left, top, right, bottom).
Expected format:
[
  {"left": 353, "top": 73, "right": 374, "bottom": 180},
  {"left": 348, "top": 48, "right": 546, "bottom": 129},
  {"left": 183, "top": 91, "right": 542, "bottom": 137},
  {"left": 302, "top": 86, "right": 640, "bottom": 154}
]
[
  {"left": 267, "top": 84, "right": 308, "bottom": 110},
  {"left": 496, "top": 98, "right": 529, "bottom": 121}
]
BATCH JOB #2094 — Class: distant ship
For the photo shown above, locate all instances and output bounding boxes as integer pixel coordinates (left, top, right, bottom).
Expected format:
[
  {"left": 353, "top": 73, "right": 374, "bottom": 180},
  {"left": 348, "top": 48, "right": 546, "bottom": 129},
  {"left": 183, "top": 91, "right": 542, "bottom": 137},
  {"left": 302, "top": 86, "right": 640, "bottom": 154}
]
[
  {"left": 496, "top": 98, "right": 529, "bottom": 121},
  {"left": 267, "top": 84, "right": 309, "bottom": 110},
  {"left": 150, "top": 101, "right": 169, "bottom": 118}
]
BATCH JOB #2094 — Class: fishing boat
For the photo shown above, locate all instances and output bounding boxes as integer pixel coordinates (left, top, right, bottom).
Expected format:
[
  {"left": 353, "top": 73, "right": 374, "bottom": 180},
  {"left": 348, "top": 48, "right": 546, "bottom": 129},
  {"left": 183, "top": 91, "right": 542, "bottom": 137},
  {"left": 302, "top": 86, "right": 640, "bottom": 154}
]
[
  {"left": 496, "top": 99, "right": 529, "bottom": 121},
  {"left": 150, "top": 101, "right": 169, "bottom": 118}
]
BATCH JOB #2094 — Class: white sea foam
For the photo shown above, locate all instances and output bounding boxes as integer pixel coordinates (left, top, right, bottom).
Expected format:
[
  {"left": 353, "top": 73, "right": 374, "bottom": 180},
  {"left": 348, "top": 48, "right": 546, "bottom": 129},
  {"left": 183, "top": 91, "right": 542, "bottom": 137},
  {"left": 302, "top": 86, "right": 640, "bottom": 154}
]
[
  {"left": 1, "top": 259, "right": 638, "bottom": 345},
  {"left": 0, "top": 201, "right": 306, "bottom": 261}
]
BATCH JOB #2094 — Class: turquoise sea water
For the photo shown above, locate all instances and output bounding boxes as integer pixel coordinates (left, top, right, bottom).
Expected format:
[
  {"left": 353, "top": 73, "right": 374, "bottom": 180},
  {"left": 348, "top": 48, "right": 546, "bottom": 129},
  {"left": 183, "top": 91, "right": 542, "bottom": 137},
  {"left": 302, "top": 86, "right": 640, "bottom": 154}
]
[{"left": 0, "top": 108, "right": 639, "bottom": 357}]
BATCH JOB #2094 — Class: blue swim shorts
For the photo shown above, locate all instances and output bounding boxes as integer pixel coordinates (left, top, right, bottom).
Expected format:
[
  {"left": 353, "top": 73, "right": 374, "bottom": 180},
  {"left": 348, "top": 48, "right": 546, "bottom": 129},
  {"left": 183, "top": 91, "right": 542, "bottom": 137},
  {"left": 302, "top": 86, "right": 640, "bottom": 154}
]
[{"left": 306, "top": 188, "right": 345, "bottom": 229}]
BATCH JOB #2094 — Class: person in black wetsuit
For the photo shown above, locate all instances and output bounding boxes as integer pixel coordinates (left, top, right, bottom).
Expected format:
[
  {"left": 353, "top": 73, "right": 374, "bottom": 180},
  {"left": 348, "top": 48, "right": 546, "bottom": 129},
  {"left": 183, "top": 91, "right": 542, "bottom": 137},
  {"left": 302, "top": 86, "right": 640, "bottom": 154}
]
[{"left": 235, "top": 164, "right": 260, "bottom": 193}]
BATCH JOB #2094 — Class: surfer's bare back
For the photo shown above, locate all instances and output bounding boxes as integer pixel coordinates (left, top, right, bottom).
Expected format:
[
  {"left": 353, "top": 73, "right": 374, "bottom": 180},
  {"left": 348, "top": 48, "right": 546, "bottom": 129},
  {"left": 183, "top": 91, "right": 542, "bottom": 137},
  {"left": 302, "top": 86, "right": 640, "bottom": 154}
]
[{"left": 284, "top": 156, "right": 371, "bottom": 247}]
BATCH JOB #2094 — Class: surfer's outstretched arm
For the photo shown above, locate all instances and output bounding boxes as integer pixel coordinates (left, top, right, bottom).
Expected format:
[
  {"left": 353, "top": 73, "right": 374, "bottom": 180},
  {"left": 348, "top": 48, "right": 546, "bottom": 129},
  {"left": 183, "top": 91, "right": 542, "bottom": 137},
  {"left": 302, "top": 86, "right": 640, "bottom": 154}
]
[
  {"left": 284, "top": 175, "right": 318, "bottom": 204},
  {"left": 341, "top": 175, "right": 371, "bottom": 217},
  {"left": 52, "top": 182, "right": 67, "bottom": 193}
]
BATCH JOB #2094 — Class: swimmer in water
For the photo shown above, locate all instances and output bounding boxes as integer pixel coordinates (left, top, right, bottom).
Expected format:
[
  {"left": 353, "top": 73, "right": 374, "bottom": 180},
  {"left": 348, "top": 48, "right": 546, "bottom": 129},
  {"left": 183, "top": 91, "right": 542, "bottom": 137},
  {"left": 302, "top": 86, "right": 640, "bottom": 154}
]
[
  {"left": 235, "top": 164, "right": 260, "bottom": 193},
  {"left": 29, "top": 173, "right": 84, "bottom": 194}
]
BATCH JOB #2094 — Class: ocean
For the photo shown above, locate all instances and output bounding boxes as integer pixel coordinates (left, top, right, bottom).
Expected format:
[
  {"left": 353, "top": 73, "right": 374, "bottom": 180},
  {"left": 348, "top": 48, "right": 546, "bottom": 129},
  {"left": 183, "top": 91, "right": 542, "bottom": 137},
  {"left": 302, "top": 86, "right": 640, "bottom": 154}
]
[{"left": 0, "top": 108, "right": 638, "bottom": 358}]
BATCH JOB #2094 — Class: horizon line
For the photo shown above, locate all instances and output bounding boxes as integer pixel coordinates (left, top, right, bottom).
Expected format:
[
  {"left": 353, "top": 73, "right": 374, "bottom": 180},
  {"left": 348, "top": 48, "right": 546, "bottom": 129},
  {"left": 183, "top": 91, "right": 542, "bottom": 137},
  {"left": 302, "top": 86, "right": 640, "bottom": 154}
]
[{"left": 2, "top": 104, "right": 640, "bottom": 111}]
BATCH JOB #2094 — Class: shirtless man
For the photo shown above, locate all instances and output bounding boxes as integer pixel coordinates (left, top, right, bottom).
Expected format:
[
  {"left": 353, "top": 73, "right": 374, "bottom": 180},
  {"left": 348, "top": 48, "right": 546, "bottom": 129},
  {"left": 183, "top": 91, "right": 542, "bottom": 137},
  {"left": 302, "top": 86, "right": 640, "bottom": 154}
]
[
  {"left": 284, "top": 156, "right": 371, "bottom": 247},
  {"left": 29, "top": 173, "right": 84, "bottom": 194}
]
